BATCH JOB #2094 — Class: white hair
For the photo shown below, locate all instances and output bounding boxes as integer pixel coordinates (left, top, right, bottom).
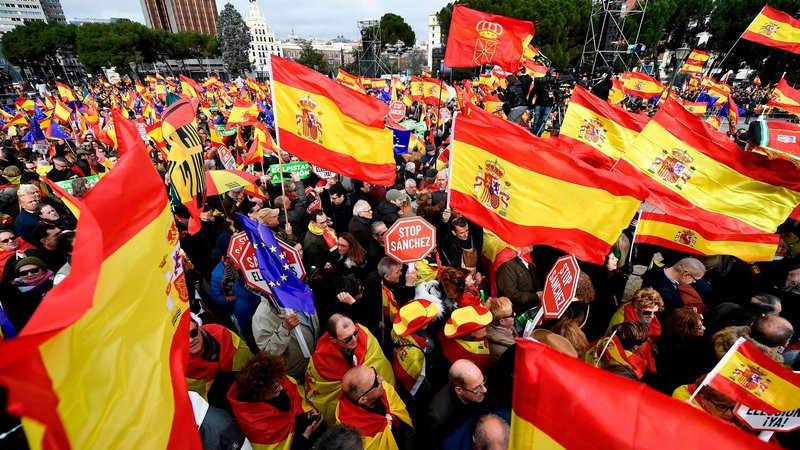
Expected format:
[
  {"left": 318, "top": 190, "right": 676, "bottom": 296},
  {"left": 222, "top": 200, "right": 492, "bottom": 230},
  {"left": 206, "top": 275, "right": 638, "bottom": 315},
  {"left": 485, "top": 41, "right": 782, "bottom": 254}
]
[
  {"left": 17, "top": 184, "right": 39, "bottom": 197},
  {"left": 353, "top": 199, "right": 370, "bottom": 216},
  {"left": 405, "top": 179, "right": 417, "bottom": 189}
]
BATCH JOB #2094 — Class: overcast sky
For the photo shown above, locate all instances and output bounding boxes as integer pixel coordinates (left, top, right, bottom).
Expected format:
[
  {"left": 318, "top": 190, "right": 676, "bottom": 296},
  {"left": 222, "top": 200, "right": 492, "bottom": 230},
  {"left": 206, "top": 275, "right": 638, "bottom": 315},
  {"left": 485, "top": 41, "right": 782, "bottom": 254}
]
[{"left": 61, "top": 0, "right": 450, "bottom": 42}]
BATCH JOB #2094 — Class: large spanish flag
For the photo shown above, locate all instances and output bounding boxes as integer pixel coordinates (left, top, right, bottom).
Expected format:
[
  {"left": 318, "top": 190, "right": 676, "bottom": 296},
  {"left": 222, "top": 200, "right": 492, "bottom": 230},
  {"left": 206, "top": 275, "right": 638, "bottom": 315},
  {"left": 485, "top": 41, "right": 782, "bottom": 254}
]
[
  {"left": 741, "top": 5, "right": 800, "bottom": 54},
  {"left": 511, "top": 339, "right": 772, "bottom": 449},
  {"left": 618, "top": 99, "right": 800, "bottom": 234},
  {"left": 451, "top": 106, "right": 646, "bottom": 264},
  {"left": 270, "top": 55, "right": 395, "bottom": 186},
  {"left": 55, "top": 81, "right": 76, "bottom": 102},
  {"left": 635, "top": 212, "right": 780, "bottom": 262},
  {"left": 443, "top": 4, "right": 536, "bottom": 71},
  {"left": 0, "top": 129, "right": 198, "bottom": 448},
  {"left": 558, "top": 85, "right": 649, "bottom": 167},
  {"left": 704, "top": 337, "right": 800, "bottom": 414},
  {"left": 621, "top": 71, "right": 664, "bottom": 99},
  {"left": 767, "top": 78, "right": 800, "bottom": 116},
  {"left": 225, "top": 99, "right": 259, "bottom": 129}
]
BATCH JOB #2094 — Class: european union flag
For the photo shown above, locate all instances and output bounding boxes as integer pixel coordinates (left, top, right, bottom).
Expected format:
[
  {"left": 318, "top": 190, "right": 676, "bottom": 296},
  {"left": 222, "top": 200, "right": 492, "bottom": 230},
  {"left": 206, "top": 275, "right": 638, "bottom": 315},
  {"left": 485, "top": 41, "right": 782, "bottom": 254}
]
[
  {"left": 236, "top": 213, "right": 316, "bottom": 314},
  {"left": 390, "top": 126, "right": 411, "bottom": 154}
]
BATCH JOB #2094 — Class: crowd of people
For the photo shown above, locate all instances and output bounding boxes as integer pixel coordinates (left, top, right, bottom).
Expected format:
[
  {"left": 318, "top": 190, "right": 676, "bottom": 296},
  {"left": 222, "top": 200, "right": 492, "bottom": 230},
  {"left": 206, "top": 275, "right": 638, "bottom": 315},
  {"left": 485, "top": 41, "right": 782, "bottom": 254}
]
[{"left": 0, "top": 66, "right": 798, "bottom": 450}]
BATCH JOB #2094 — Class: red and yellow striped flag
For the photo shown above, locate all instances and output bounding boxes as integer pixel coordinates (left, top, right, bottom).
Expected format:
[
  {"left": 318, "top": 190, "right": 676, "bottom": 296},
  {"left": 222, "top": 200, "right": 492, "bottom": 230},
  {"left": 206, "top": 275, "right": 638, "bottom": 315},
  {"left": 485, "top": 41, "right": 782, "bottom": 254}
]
[
  {"left": 680, "top": 49, "right": 710, "bottom": 73},
  {"left": 271, "top": 55, "right": 394, "bottom": 186},
  {"left": 608, "top": 78, "right": 626, "bottom": 104},
  {"left": 682, "top": 100, "right": 707, "bottom": 115},
  {"left": 559, "top": 85, "right": 649, "bottom": 167},
  {"left": 225, "top": 99, "right": 258, "bottom": 129},
  {"left": 618, "top": 99, "right": 800, "bottom": 234},
  {"left": 621, "top": 72, "right": 664, "bottom": 99},
  {"left": 55, "top": 81, "right": 76, "bottom": 102},
  {"left": 0, "top": 130, "right": 199, "bottom": 449},
  {"left": 635, "top": 212, "right": 780, "bottom": 262},
  {"left": 451, "top": 106, "right": 646, "bottom": 264},
  {"left": 767, "top": 78, "right": 800, "bottom": 116},
  {"left": 741, "top": 5, "right": 800, "bottom": 54},
  {"left": 704, "top": 337, "right": 800, "bottom": 414},
  {"left": 52, "top": 98, "right": 73, "bottom": 124},
  {"left": 511, "top": 339, "right": 772, "bottom": 449}
]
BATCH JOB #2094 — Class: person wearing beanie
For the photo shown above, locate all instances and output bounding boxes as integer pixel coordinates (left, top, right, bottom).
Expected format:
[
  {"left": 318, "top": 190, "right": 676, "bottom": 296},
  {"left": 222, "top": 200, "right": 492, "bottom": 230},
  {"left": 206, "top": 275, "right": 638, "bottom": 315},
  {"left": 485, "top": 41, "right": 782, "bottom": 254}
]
[
  {"left": 375, "top": 189, "right": 405, "bottom": 228},
  {"left": 4, "top": 256, "right": 54, "bottom": 331}
]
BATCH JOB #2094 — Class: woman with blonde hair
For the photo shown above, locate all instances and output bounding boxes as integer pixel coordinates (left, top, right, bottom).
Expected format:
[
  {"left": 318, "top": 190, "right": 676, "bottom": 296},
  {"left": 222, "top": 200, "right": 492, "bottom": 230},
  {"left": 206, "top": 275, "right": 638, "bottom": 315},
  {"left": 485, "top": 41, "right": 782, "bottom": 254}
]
[
  {"left": 606, "top": 287, "right": 664, "bottom": 374},
  {"left": 484, "top": 296, "right": 516, "bottom": 361}
]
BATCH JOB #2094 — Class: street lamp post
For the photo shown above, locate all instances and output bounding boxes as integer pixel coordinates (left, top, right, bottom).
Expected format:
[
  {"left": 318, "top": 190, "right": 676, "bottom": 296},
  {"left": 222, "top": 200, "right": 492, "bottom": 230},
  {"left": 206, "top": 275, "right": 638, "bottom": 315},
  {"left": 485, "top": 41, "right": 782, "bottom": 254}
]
[{"left": 665, "top": 47, "right": 691, "bottom": 98}]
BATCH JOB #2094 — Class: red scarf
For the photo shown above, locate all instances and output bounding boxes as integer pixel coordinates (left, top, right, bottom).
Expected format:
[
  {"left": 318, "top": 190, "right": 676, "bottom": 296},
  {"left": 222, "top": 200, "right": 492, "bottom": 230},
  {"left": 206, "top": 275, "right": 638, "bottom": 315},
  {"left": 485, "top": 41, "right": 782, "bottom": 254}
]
[
  {"left": 337, "top": 383, "right": 399, "bottom": 437},
  {"left": 186, "top": 324, "right": 237, "bottom": 381},
  {"left": 227, "top": 377, "right": 304, "bottom": 446},
  {"left": 622, "top": 303, "right": 661, "bottom": 374},
  {"left": 438, "top": 330, "right": 492, "bottom": 373},
  {"left": 490, "top": 247, "right": 533, "bottom": 295},
  {"left": 312, "top": 325, "right": 368, "bottom": 381}
]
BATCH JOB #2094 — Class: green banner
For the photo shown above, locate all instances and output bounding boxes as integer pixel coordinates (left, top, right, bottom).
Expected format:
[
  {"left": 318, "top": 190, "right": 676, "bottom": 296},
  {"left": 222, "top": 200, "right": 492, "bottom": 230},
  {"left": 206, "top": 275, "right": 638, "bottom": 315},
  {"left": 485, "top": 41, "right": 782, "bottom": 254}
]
[
  {"left": 400, "top": 119, "right": 427, "bottom": 136},
  {"left": 215, "top": 124, "right": 238, "bottom": 137},
  {"left": 55, "top": 175, "right": 102, "bottom": 195},
  {"left": 268, "top": 162, "right": 311, "bottom": 184}
]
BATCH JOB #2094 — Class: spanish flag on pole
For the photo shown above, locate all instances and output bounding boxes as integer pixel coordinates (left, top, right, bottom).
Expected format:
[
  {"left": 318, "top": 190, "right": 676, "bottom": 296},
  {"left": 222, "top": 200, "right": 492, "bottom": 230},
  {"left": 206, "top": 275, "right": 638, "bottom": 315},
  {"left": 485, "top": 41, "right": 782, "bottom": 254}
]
[
  {"left": 767, "top": 78, "right": 800, "bottom": 116},
  {"left": 618, "top": 99, "right": 800, "bottom": 234},
  {"left": 0, "top": 129, "right": 198, "bottom": 449},
  {"left": 621, "top": 71, "right": 664, "bottom": 99},
  {"left": 511, "top": 339, "right": 772, "bottom": 449},
  {"left": 741, "top": 5, "right": 800, "bottom": 54},
  {"left": 52, "top": 98, "right": 73, "bottom": 124},
  {"left": 225, "top": 99, "right": 259, "bottom": 129},
  {"left": 270, "top": 55, "right": 395, "bottom": 186},
  {"left": 55, "top": 81, "right": 76, "bottom": 102},
  {"left": 635, "top": 212, "right": 780, "bottom": 262},
  {"left": 696, "top": 337, "right": 800, "bottom": 414},
  {"left": 558, "top": 85, "right": 649, "bottom": 167},
  {"left": 451, "top": 106, "right": 646, "bottom": 264},
  {"left": 679, "top": 49, "right": 710, "bottom": 73},
  {"left": 443, "top": 4, "right": 536, "bottom": 71}
]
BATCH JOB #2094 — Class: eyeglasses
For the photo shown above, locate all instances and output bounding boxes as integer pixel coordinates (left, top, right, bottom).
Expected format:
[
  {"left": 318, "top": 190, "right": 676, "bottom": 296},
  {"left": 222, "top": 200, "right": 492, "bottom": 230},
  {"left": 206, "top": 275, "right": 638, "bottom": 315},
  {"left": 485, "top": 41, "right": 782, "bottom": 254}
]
[
  {"left": 460, "top": 376, "right": 487, "bottom": 395},
  {"left": 640, "top": 310, "right": 659, "bottom": 316},
  {"left": 189, "top": 327, "right": 199, "bottom": 338},
  {"left": 357, "top": 367, "right": 380, "bottom": 400},
  {"left": 317, "top": 219, "right": 332, "bottom": 225},
  {"left": 0, "top": 236, "right": 16, "bottom": 243},
  {"left": 338, "top": 326, "right": 360, "bottom": 344},
  {"left": 18, "top": 267, "right": 43, "bottom": 276},
  {"left": 706, "top": 398, "right": 735, "bottom": 414},
  {"left": 501, "top": 311, "right": 516, "bottom": 320},
  {"left": 685, "top": 272, "right": 700, "bottom": 283}
]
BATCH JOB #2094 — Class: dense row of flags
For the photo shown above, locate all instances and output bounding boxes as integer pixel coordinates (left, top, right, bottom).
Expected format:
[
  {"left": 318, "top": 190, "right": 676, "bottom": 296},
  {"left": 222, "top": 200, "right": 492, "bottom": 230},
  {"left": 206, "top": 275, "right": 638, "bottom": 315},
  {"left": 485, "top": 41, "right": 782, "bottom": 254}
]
[{"left": 0, "top": 3, "right": 797, "bottom": 449}]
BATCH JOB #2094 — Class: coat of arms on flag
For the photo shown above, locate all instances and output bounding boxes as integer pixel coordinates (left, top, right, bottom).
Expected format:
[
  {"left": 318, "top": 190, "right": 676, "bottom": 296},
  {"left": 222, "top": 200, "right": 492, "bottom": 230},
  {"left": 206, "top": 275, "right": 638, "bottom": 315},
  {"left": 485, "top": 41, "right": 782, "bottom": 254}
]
[
  {"left": 759, "top": 21, "right": 780, "bottom": 37},
  {"left": 473, "top": 159, "right": 511, "bottom": 216},
  {"left": 673, "top": 229, "right": 698, "bottom": 247},
  {"left": 295, "top": 97, "right": 323, "bottom": 144},
  {"left": 731, "top": 364, "right": 771, "bottom": 396},
  {"left": 474, "top": 20, "right": 504, "bottom": 64},
  {"left": 578, "top": 118, "right": 608, "bottom": 146},
  {"left": 647, "top": 148, "right": 696, "bottom": 190}
]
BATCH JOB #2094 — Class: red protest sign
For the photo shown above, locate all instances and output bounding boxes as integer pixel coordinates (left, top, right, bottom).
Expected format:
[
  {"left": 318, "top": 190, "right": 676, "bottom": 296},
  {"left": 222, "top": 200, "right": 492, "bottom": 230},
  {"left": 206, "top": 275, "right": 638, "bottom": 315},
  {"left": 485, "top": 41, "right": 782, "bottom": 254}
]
[
  {"left": 384, "top": 216, "right": 436, "bottom": 264},
  {"left": 227, "top": 231, "right": 305, "bottom": 295},
  {"left": 541, "top": 255, "right": 580, "bottom": 319},
  {"left": 388, "top": 101, "right": 407, "bottom": 122}
]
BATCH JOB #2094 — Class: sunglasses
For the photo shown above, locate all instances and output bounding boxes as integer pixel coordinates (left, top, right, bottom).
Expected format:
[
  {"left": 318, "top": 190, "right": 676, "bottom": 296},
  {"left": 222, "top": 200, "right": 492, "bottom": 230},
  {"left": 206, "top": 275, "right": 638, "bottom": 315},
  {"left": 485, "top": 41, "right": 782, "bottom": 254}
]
[
  {"left": 357, "top": 367, "right": 379, "bottom": 400},
  {"left": 640, "top": 310, "right": 659, "bottom": 316},
  {"left": 189, "top": 327, "right": 199, "bottom": 338},
  {"left": 0, "top": 236, "right": 17, "bottom": 243},
  {"left": 18, "top": 267, "right": 42, "bottom": 276},
  {"left": 339, "top": 326, "right": 360, "bottom": 344}
]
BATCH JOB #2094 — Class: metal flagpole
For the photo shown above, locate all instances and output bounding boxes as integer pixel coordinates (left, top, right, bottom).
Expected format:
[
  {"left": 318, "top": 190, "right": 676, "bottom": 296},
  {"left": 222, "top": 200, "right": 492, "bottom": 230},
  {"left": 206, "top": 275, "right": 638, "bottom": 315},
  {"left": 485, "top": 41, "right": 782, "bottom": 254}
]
[
  {"left": 686, "top": 337, "right": 746, "bottom": 404},
  {"left": 594, "top": 330, "right": 619, "bottom": 366}
]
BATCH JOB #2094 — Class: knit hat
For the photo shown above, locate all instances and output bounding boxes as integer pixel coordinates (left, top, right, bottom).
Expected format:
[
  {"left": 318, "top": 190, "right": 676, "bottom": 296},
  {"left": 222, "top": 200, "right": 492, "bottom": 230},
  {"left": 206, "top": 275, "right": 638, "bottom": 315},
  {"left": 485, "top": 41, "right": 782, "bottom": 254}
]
[
  {"left": 385, "top": 189, "right": 405, "bottom": 202},
  {"left": 15, "top": 256, "right": 46, "bottom": 273},
  {"left": 393, "top": 299, "right": 440, "bottom": 337},
  {"left": 444, "top": 305, "right": 492, "bottom": 339}
]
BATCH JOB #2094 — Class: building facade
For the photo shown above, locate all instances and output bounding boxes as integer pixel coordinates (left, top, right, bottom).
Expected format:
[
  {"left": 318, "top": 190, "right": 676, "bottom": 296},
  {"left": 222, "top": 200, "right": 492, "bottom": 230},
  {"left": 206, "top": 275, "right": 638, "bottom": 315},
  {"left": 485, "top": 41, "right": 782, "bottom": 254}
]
[
  {"left": 140, "top": 0, "right": 218, "bottom": 35},
  {"left": 245, "top": 0, "right": 281, "bottom": 76},
  {"left": 280, "top": 36, "right": 355, "bottom": 73},
  {"left": 0, "top": 1, "right": 49, "bottom": 34},
  {"left": 427, "top": 12, "right": 442, "bottom": 71},
  {"left": 39, "top": 0, "right": 65, "bottom": 24}
]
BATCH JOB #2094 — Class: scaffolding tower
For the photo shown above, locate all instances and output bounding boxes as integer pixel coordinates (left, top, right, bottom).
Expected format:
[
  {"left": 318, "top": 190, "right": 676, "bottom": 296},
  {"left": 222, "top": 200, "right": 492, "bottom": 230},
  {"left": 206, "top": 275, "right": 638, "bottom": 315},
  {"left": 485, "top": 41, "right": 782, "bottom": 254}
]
[
  {"left": 580, "top": 0, "right": 649, "bottom": 73},
  {"left": 357, "top": 19, "right": 389, "bottom": 78}
]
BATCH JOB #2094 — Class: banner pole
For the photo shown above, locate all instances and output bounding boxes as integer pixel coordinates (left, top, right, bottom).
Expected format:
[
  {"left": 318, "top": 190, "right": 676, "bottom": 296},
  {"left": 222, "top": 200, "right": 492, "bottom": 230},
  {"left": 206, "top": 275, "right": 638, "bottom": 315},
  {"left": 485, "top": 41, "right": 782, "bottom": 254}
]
[
  {"left": 686, "top": 337, "right": 746, "bottom": 404},
  {"left": 266, "top": 54, "right": 291, "bottom": 233},
  {"left": 594, "top": 329, "right": 618, "bottom": 367}
]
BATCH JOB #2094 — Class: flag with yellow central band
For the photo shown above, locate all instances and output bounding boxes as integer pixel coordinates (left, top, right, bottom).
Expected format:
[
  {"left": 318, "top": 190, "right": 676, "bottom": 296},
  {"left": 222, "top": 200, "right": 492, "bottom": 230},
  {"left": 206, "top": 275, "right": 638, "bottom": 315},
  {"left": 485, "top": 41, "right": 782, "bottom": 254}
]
[
  {"left": 741, "top": 5, "right": 800, "bottom": 54},
  {"left": 0, "top": 128, "right": 198, "bottom": 449},
  {"left": 618, "top": 99, "right": 800, "bottom": 235},
  {"left": 558, "top": 85, "right": 649, "bottom": 168},
  {"left": 510, "top": 339, "right": 772, "bottom": 449},
  {"left": 451, "top": 106, "right": 646, "bottom": 264},
  {"left": 270, "top": 55, "right": 395, "bottom": 186},
  {"left": 704, "top": 337, "right": 800, "bottom": 414},
  {"left": 680, "top": 49, "right": 710, "bottom": 73},
  {"left": 635, "top": 212, "right": 780, "bottom": 262},
  {"left": 621, "top": 72, "right": 663, "bottom": 99},
  {"left": 767, "top": 78, "right": 800, "bottom": 116}
]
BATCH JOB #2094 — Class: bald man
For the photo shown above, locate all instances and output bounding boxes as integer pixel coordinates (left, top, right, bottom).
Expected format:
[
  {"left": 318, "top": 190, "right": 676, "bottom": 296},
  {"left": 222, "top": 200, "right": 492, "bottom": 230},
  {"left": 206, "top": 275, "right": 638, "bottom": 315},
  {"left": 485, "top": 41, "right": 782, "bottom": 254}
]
[
  {"left": 751, "top": 315, "right": 794, "bottom": 354},
  {"left": 472, "top": 413, "right": 510, "bottom": 450},
  {"left": 305, "top": 313, "right": 395, "bottom": 426},
  {"left": 426, "top": 359, "right": 488, "bottom": 446},
  {"left": 642, "top": 257, "right": 707, "bottom": 310},
  {"left": 336, "top": 365, "right": 413, "bottom": 450}
]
